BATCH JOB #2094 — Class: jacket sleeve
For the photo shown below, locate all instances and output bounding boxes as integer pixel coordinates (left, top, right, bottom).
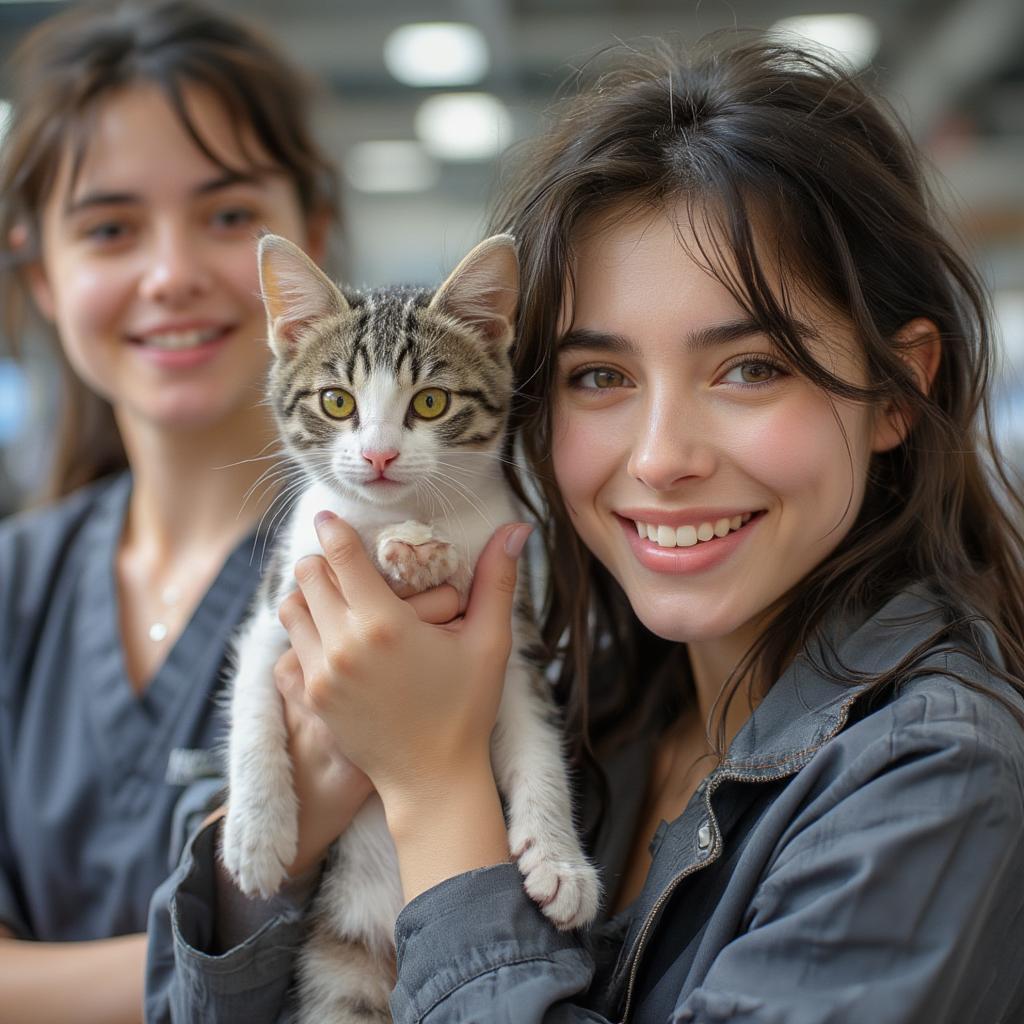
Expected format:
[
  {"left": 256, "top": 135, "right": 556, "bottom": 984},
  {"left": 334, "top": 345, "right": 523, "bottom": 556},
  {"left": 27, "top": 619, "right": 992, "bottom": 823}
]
[
  {"left": 673, "top": 703, "right": 1024, "bottom": 1024},
  {"left": 145, "top": 817, "right": 309, "bottom": 1024},
  {"left": 391, "top": 863, "right": 611, "bottom": 1023}
]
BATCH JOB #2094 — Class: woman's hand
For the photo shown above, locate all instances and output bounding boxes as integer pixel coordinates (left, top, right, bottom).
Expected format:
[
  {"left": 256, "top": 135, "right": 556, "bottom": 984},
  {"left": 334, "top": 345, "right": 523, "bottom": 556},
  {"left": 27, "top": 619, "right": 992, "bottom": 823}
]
[
  {"left": 276, "top": 581, "right": 464, "bottom": 878},
  {"left": 279, "top": 512, "right": 530, "bottom": 814},
  {"left": 277, "top": 513, "right": 530, "bottom": 900}
]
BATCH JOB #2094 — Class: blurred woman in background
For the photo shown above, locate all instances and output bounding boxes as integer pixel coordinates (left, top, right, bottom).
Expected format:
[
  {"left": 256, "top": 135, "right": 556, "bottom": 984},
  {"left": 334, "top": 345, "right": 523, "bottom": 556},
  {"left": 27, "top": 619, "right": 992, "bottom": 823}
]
[{"left": 0, "top": 2, "right": 339, "bottom": 1020}]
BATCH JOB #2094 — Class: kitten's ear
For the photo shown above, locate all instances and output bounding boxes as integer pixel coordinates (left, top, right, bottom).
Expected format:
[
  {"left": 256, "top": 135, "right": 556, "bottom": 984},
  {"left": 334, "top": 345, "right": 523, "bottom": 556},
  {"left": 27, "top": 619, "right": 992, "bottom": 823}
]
[
  {"left": 258, "top": 233, "right": 349, "bottom": 358},
  {"left": 428, "top": 234, "right": 518, "bottom": 352}
]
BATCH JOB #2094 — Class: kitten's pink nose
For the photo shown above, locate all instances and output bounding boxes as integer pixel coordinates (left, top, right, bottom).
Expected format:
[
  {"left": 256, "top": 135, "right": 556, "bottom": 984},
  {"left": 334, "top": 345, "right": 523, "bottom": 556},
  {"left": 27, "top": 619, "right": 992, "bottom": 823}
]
[{"left": 363, "top": 448, "right": 399, "bottom": 475}]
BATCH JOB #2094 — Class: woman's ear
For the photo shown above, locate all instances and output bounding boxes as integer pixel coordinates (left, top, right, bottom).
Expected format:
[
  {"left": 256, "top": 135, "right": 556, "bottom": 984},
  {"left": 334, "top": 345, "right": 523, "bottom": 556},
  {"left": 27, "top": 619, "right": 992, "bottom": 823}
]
[
  {"left": 871, "top": 317, "right": 942, "bottom": 453},
  {"left": 9, "top": 223, "right": 55, "bottom": 322}
]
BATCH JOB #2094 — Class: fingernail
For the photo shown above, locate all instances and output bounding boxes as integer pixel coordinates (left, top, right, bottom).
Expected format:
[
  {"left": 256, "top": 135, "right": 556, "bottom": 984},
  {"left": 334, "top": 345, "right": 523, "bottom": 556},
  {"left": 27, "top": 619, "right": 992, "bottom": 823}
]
[
  {"left": 504, "top": 523, "right": 533, "bottom": 559},
  {"left": 314, "top": 510, "right": 336, "bottom": 529}
]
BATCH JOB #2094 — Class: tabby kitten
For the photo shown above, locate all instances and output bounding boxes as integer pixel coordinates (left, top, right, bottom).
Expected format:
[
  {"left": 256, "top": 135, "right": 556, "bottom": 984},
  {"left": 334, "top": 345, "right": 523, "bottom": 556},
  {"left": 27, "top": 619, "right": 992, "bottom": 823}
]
[{"left": 222, "top": 233, "right": 600, "bottom": 1023}]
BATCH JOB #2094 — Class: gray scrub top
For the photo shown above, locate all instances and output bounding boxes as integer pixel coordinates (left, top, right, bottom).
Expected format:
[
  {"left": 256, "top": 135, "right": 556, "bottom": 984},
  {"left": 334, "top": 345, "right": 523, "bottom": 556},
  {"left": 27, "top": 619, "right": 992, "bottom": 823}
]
[{"left": 0, "top": 472, "right": 259, "bottom": 941}]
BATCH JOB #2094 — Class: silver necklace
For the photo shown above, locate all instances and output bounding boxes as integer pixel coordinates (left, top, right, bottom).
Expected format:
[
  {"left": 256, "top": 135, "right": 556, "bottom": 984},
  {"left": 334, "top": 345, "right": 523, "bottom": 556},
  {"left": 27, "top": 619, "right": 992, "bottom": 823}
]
[{"left": 148, "top": 583, "right": 183, "bottom": 643}]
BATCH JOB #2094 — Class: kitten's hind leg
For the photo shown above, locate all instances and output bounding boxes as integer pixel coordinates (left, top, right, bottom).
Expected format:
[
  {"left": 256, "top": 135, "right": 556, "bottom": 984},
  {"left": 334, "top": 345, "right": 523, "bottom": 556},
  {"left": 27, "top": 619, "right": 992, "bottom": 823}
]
[
  {"left": 295, "top": 921, "right": 395, "bottom": 1024},
  {"left": 493, "top": 653, "right": 602, "bottom": 931},
  {"left": 296, "top": 801, "right": 401, "bottom": 1024},
  {"left": 375, "top": 520, "right": 461, "bottom": 595},
  {"left": 222, "top": 608, "right": 299, "bottom": 898}
]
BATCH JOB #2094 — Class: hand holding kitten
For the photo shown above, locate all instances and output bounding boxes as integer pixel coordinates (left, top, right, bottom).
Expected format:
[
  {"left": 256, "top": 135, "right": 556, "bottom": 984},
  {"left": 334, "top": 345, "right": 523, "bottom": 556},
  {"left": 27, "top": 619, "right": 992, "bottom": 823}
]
[{"left": 279, "top": 512, "right": 530, "bottom": 820}]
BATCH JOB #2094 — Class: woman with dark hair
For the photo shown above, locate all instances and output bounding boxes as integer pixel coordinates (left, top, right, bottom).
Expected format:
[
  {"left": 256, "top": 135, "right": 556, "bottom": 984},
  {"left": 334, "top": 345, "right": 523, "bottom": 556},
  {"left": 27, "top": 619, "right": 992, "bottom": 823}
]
[
  {"left": 153, "top": 36, "right": 1024, "bottom": 1024},
  {"left": 0, "top": 2, "right": 341, "bottom": 1020}
]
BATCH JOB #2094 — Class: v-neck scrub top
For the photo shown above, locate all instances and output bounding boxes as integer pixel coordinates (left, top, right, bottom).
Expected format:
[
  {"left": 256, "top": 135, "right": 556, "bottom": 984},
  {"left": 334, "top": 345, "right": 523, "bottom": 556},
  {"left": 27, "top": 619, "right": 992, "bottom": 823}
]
[{"left": 0, "top": 473, "right": 260, "bottom": 941}]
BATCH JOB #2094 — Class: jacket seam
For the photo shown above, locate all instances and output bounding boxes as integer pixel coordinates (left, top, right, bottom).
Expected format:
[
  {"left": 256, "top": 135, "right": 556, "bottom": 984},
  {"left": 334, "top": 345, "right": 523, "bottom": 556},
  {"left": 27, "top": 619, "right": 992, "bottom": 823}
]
[{"left": 415, "top": 953, "right": 566, "bottom": 1021}]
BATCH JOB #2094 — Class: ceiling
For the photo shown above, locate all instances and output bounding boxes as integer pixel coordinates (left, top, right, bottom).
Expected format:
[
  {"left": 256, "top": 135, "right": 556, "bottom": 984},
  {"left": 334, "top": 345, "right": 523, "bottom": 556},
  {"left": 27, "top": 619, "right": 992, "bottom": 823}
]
[{"left": 1, "top": 0, "right": 1023, "bottom": 288}]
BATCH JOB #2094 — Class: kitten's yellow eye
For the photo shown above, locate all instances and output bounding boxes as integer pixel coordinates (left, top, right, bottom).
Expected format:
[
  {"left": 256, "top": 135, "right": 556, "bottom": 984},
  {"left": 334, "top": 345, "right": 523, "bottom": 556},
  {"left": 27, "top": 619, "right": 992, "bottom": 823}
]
[
  {"left": 411, "top": 388, "right": 449, "bottom": 420},
  {"left": 321, "top": 388, "right": 356, "bottom": 420}
]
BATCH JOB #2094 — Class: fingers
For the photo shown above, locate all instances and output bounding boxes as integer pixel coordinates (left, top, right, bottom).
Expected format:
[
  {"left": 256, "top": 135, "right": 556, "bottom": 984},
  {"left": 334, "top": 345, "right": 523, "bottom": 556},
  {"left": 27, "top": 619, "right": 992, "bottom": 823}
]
[
  {"left": 293, "top": 548, "right": 352, "bottom": 645},
  {"left": 273, "top": 647, "right": 304, "bottom": 702},
  {"left": 313, "top": 511, "right": 395, "bottom": 611},
  {"left": 463, "top": 523, "right": 532, "bottom": 644},
  {"left": 277, "top": 588, "right": 325, "bottom": 681},
  {"left": 405, "top": 584, "right": 461, "bottom": 625}
]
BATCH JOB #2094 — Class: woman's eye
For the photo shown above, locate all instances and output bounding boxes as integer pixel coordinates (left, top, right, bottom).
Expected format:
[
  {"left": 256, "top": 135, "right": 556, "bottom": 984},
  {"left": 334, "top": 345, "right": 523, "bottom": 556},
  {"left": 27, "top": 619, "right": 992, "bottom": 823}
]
[
  {"left": 212, "top": 206, "right": 256, "bottom": 230},
  {"left": 573, "top": 367, "right": 628, "bottom": 390},
  {"left": 721, "top": 360, "right": 783, "bottom": 385},
  {"left": 83, "top": 220, "right": 131, "bottom": 244}
]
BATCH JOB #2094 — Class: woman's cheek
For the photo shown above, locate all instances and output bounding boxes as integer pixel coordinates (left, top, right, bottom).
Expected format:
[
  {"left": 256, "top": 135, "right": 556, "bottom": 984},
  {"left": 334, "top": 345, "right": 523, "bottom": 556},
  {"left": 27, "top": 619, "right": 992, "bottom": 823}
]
[
  {"left": 550, "top": 403, "right": 617, "bottom": 515},
  {"left": 723, "top": 394, "right": 872, "bottom": 549}
]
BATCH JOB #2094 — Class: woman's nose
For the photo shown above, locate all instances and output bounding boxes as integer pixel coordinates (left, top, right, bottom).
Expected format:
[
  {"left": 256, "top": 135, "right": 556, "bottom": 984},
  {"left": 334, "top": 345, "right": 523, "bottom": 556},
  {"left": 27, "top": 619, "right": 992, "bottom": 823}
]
[
  {"left": 138, "top": 226, "right": 212, "bottom": 305},
  {"left": 627, "top": 398, "right": 717, "bottom": 491}
]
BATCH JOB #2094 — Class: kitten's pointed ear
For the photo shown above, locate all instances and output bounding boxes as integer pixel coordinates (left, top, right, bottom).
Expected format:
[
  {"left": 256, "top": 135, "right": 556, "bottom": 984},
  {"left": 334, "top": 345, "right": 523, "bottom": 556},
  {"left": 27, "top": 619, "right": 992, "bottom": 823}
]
[
  {"left": 428, "top": 234, "right": 519, "bottom": 352},
  {"left": 258, "top": 233, "right": 349, "bottom": 358}
]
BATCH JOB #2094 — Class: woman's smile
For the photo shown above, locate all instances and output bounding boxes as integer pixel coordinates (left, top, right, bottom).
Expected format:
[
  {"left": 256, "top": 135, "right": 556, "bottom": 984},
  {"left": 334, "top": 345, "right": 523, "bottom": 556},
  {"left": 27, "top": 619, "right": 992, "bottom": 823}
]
[{"left": 616, "top": 509, "right": 764, "bottom": 574}]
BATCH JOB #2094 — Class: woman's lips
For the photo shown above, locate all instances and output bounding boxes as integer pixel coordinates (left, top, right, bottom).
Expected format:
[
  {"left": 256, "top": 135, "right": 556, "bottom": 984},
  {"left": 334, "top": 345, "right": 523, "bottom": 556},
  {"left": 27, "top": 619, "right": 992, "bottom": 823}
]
[{"left": 617, "top": 510, "right": 764, "bottom": 574}]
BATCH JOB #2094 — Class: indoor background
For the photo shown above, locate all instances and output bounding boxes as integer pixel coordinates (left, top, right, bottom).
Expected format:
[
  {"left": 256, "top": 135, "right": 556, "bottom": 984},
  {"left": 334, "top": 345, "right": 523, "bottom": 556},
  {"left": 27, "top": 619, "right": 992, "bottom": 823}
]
[{"left": 1, "top": 0, "right": 1022, "bottom": 511}]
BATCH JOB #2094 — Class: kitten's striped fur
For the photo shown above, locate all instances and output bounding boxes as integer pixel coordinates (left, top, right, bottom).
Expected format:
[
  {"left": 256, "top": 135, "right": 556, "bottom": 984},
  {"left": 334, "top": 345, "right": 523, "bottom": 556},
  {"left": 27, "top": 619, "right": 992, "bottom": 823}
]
[{"left": 222, "top": 234, "right": 600, "bottom": 1023}]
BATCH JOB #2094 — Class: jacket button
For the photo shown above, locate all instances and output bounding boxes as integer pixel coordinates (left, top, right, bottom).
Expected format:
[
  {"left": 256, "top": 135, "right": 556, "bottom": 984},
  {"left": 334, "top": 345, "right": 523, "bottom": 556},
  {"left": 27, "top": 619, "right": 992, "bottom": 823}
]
[{"left": 697, "top": 822, "right": 712, "bottom": 850}]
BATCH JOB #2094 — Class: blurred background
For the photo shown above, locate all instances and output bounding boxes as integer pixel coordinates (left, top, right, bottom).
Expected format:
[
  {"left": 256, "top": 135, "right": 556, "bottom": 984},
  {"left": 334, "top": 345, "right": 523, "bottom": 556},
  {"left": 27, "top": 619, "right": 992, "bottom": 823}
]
[{"left": 1, "top": 0, "right": 1023, "bottom": 510}]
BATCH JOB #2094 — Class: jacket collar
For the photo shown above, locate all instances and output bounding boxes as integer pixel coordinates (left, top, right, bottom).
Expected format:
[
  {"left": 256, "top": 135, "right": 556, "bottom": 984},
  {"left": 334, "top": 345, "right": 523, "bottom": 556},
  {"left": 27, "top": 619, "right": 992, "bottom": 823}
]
[{"left": 721, "top": 584, "right": 979, "bottom": 774}]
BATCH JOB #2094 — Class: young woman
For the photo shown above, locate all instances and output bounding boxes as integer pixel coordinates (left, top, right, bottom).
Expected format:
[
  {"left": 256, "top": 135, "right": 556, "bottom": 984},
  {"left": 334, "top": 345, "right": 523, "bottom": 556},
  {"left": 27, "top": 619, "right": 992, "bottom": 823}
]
[
  {"left": 149, "top": 37, "right": 1024, "bottom": 1024},
  {"left": 0, "top": 2, "right": 340, "bottom": 1021}
]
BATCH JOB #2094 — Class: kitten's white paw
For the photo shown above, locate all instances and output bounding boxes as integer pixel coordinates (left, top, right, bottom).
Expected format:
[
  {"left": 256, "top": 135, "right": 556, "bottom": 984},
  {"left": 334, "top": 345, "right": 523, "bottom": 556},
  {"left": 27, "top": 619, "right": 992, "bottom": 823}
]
[
  {"left": 222, "top": 783, "right": 299, "bottom": 899},
  {"left": 377, "top": 524, "right": 459, "bottom": 594},
  {"left": 511, "top": 834, "right": 602, "bottom": 931}
]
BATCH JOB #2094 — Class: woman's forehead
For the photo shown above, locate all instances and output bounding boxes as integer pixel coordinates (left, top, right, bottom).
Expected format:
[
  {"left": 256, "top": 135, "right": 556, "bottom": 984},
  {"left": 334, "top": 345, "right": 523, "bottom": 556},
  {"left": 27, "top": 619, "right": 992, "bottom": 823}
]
[{"left": 54, "top": 81, "right": 273, "bottom": 208}]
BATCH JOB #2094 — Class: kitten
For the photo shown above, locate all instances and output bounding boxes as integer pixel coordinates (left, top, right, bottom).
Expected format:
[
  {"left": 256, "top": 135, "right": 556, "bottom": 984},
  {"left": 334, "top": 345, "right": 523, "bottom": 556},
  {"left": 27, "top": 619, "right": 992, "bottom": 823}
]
[{"left": 222, "top": 233, "right": 601, "bottom": 1023}]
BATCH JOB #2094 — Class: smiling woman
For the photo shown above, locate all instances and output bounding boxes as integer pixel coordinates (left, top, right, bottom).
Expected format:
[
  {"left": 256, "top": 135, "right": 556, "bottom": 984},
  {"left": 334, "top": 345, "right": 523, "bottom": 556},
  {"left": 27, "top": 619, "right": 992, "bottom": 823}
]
[{"left": 0, "top": 2, "right": 339, "bottom": 1022}]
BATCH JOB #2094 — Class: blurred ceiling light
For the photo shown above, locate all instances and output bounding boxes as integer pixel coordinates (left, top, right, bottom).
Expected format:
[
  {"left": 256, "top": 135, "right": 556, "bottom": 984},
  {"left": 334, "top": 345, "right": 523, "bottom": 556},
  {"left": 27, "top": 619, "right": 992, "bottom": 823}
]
[
  {"left": 384, "top": 22, "right": 489, "bottom": 87},
  {"left": 771, "top": 14, "right": 880, "bottom": 70},
  {"left": 344, "top": 141, "right": 439, "bottom": 193},
  {"left": 415, "top": 93, "right": 512, "bottom": 162}
]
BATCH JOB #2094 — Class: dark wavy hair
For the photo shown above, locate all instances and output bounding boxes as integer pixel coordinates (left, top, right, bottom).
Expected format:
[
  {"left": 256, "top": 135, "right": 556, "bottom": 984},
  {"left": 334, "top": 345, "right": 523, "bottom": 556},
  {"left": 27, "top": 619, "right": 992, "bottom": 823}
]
[
  {"left": 490, "top": 36, "right": 1024, "bottom": 763},
  {"left": 0, "top": 0, "right": 339, "bottom": 500}
]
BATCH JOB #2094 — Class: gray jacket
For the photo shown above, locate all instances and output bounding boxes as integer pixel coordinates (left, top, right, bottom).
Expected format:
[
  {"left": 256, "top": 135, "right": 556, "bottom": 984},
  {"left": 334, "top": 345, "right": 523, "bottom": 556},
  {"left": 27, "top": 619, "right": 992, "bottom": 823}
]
[{"left": 146, "top": 588, "right": 1024, "bottom": 1023}]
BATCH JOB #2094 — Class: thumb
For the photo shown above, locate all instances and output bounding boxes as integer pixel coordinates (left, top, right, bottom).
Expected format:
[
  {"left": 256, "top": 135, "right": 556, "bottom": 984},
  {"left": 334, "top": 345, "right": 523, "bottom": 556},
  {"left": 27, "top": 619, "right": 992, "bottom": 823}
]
[{"left": 463, "top": 523, "right": 533, "bottom": 635}]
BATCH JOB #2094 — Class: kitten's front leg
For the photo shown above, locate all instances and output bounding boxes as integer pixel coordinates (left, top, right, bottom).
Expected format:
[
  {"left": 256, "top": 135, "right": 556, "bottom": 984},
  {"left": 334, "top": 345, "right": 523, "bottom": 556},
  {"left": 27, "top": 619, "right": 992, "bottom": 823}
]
[
  {"left": 374, "top": 520, "right": 467, "bottom": 597},
  {"left": 493, "top": 649, "right": 602, "bottom": 931},
  {"left": 222, "top": 605, "right": 299, "bottom": 898}
]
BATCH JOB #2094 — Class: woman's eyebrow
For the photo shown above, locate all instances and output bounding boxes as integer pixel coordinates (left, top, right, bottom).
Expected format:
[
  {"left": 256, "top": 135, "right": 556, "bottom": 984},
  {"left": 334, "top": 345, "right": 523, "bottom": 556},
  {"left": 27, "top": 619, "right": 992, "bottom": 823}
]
[
  {"left": 557, "top": 329, "right": 637, "bottom": 354},
  {"left": 64, "top": 172, "right": 260, "bottom": 215},
  {"left": 558, "top": 318, "right": 816, "bottom": 354}
]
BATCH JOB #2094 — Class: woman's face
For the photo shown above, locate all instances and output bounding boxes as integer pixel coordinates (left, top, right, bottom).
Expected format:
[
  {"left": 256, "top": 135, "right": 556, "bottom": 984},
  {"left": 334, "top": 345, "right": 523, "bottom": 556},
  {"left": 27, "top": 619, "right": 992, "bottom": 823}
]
[
  {"left": 551, "top": 205, "right": 894, "bottom": 658},
  {"left": 30, "top": 82, "right": 318, "bottom": 436}
]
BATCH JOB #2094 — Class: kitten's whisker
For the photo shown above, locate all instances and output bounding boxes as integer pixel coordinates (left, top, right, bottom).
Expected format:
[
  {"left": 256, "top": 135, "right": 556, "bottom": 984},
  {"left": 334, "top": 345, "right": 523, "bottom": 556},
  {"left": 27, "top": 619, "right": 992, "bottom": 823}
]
[
  {"left": 239, "top": 464, "right": 309, "bottom": 517},
  {"left": 428, "top": 472, "right": 495, "bottom": 534},
  {"left": 258, "top": 481, "right": 308, "bottom": 572},
  {"left": 251, "top": 477, "right": 307, "bottom": 568}
]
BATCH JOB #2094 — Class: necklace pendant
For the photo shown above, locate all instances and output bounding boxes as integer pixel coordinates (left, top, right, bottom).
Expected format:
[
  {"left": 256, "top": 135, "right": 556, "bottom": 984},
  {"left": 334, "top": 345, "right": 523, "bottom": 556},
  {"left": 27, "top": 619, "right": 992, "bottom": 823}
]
[{"left": 149, "top": 622, "right": 169, "bottom": 643}]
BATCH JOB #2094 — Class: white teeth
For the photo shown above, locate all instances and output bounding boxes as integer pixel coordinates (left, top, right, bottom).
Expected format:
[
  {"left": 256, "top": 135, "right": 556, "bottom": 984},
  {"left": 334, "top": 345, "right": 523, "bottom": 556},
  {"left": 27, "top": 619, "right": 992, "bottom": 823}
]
[
  {"left": 677, "top": 525, "right": 698, "bottom": 547},
  {"left": 139, "top": 328, "right": 222, "bottom": 350},
  {"left": 632, "top": 513, "right": 757, "bottom": 549}
]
